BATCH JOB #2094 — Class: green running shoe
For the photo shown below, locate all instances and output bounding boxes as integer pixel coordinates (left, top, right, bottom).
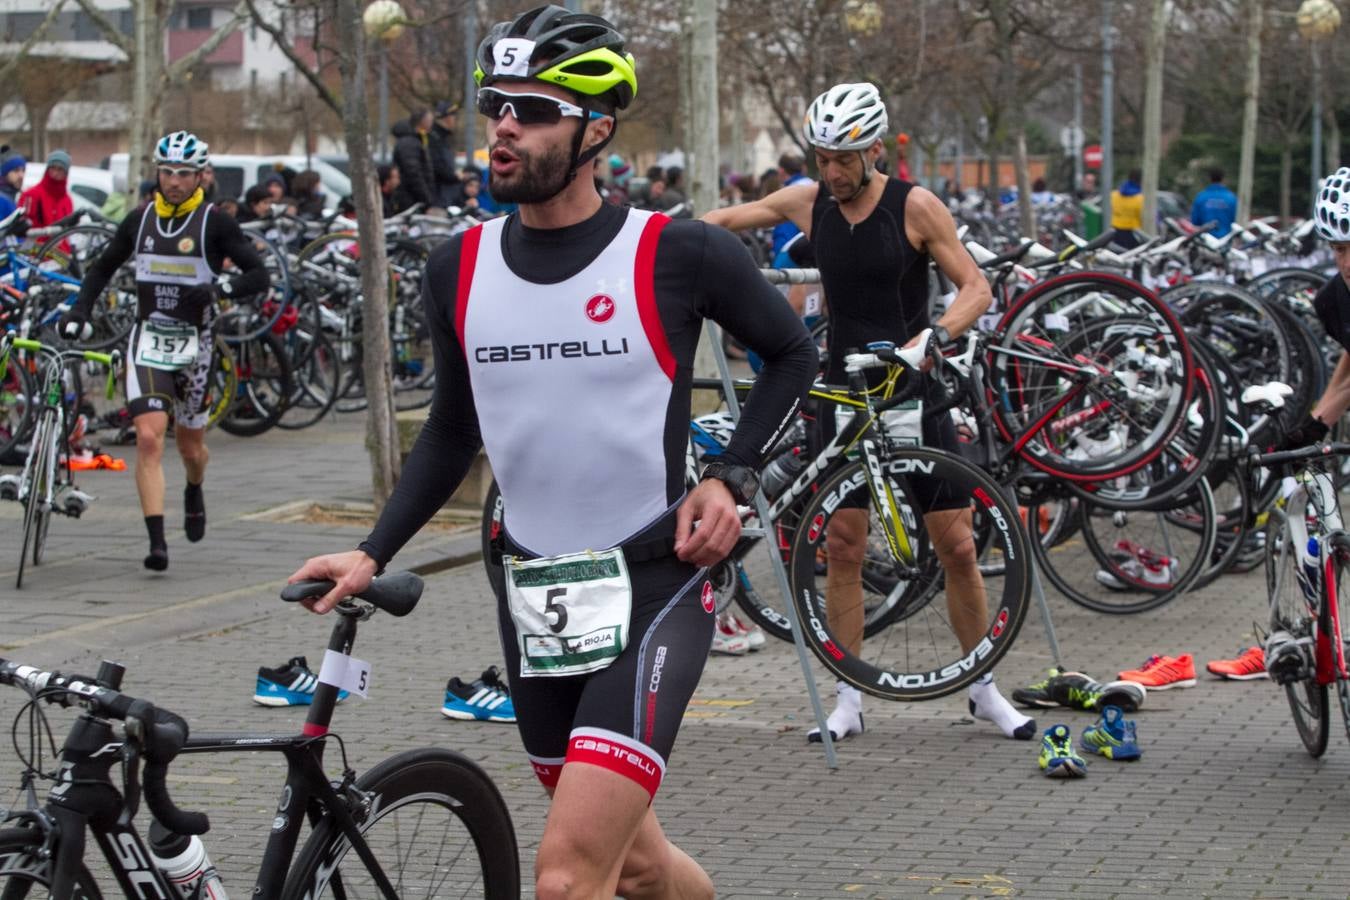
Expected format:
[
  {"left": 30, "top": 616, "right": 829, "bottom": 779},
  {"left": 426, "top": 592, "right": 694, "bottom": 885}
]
[
  {"left": 1080, "top": 705, "right": 1141, "bottom": 761},
  {"left": 1038, "top": 724, "right": 1088, "bottom": 778},
  {"left": 1011, "top": 667, "right": 1065, "bottom": 709},
  {"left": 1046, "top": 670, "right": 1146, "bottom": 712}
]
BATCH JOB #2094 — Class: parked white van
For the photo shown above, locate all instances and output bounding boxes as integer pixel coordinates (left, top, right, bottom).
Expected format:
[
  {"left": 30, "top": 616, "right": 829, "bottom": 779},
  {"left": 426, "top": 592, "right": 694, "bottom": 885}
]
[{"left": 102, "top": 154, "right": 352, "bottom": 207}]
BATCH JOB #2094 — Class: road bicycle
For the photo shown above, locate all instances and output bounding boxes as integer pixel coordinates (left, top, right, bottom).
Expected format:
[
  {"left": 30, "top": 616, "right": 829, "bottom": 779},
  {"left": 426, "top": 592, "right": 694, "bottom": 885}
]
[
  {"left": 0, "top": 572, "right": 521, "bottom": 898},
  {"left": 0, "top": 334, "right": 119, "bottom": 589},
  {"left": 1251, "top": 441, "right": 1350, "bottom": 758}
]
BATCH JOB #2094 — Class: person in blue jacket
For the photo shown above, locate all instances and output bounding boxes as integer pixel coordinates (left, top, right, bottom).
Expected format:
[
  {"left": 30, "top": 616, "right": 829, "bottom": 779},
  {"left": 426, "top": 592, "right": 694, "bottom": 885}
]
[{"left": 1191, "top": 168, "right": 1238, "bottom": 237}]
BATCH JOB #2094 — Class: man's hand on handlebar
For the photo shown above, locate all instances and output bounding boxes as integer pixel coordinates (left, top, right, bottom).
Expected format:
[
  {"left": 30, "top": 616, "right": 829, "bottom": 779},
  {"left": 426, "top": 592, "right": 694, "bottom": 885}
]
[
  {"left": 1278, "top": 414, "right": 1330, "bottom": 452},
  {"left": 58, "top": 310, "right": 93, "bottom": 342}
]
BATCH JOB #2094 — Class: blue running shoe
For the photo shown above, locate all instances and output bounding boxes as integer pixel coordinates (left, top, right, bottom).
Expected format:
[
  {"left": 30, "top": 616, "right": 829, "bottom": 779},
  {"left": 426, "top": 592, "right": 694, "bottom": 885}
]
[
  {"left": 1080, "top": 705, "right": 1142, "bottom": 761},
  {"left": 442, "top": 666, "right": 516, "bottom": 723},
  {"left": 1038, "top": 724, "right": 1088, "bottom": 778},
  {"left": 253, "top": 656, "right": 349, "bottom": 707}
]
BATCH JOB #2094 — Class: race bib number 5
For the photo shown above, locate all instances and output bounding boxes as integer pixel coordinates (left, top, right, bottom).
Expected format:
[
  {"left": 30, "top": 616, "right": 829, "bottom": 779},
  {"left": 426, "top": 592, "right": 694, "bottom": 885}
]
[
  {"left": 135, "top": 319, "right": 199, "bottom": 371},
  {"left": 506, "top": 548, "right": 631, "bottom": 677}
]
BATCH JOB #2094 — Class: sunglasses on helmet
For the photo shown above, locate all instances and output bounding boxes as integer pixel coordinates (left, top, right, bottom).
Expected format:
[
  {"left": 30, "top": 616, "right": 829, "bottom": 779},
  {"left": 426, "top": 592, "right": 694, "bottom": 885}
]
[{"left": 476, "top": 87, "right": 609, "bottom": 126}]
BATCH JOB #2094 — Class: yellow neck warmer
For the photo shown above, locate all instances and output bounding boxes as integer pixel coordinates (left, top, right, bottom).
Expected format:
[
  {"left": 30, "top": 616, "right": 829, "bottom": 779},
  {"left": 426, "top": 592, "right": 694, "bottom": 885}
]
[{"left": 154, "top": 187, "right": 205, "bottom": 219}]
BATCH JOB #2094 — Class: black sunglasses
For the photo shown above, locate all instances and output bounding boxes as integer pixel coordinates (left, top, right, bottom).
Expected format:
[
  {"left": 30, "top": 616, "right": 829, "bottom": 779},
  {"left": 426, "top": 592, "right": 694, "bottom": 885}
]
[{"left": 476, "top": 87, "right": 608, "bottom": 126}]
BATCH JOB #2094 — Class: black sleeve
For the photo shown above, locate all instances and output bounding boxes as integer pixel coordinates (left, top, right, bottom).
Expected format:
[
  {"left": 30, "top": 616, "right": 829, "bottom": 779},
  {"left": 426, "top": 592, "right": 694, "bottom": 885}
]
[
  {"left": 358, "top": 236, "right": 483, "bottom": 567},
  {"left": 71, "top": 213, "right": 139, "bottom": 318},
  {"left": 207, "top": 210, "right": 270, "bottom": 298},
  {"left": 663, "top": 222, "right": 817, "bottom": 468},
  {"left": 393, "top": 139, "right": 437, "bottom": 208}
]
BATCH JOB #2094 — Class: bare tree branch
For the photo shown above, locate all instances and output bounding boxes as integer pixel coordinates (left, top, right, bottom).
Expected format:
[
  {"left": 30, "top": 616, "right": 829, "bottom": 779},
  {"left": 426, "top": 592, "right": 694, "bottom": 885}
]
[
  {"left": 0, "top": 0, "right": 78, "bottom": 89},
  {"left": 241, "top": 0, "right": 342, "bottom": 114},
  {"left": 166, "top": 1, "right": 249, "bottom": 82},
  {"left": 69, "top": 0, "right": 134, "bottom": 55}
]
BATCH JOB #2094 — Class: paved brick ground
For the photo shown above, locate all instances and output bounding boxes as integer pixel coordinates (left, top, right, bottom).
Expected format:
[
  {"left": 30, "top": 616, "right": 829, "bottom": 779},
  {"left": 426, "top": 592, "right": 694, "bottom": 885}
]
[{"left": 3, "top": 413, "right": 1349, "bottom": 898}]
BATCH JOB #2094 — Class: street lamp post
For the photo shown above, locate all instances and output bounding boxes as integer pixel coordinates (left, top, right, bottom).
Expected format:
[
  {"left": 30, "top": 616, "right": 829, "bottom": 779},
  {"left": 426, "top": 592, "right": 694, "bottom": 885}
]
[
  {"left": 363, "top": 0, "right": 406, "bottom": 163},
  {"left": 1298, "top": 0, "right": 1341, "bottom": 201}
]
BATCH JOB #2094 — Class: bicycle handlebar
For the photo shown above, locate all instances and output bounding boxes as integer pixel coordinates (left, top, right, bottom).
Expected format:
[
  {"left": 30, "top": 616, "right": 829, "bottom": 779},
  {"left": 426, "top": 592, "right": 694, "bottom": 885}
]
[
  {"left": 0, "top": 659, "right": 210, "bottom": 836},
  {"left": 1249, "top": 442, "right": 1350, "bottom": 468}
]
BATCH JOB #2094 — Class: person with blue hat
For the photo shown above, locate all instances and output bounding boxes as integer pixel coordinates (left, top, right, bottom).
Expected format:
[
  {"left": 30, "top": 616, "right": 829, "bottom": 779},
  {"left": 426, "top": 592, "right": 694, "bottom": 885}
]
[{"left": 0, "top": 148, "right": 26, "bottom": 219}]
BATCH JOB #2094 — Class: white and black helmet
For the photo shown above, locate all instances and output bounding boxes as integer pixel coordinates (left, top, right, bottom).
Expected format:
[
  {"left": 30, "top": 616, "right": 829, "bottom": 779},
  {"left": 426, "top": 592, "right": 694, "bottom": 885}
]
[
  {"left": 154, "top": 130, "right": 209, "bottom": 170},
  {"left": 1315, "top": 167, "right": 1350, "bottom": 242},
  {"left": 803, "top": 83, "right": 888, "bottom": 151}
]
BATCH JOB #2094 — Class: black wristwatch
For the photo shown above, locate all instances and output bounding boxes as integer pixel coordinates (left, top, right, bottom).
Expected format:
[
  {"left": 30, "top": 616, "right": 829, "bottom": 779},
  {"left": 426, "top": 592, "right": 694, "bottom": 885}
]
[{"left": 700, "top": 461, "right": 760, "bottom": 505}]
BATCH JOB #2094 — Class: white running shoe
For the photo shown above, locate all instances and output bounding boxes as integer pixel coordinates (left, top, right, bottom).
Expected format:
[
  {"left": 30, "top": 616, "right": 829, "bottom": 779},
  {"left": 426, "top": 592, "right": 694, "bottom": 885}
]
[{"left": 711, "top": 613, "right": 750, "bottom": 655}]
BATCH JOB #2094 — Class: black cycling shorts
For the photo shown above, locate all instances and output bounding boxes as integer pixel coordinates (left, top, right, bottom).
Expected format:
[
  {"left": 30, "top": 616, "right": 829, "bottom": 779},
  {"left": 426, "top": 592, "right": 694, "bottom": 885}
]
[
  {"left": 125, "top": 319, "right": 215, "bottom": 428},
  {"left": 811, "top": 391, "right": 966, "bottom": 513},
  {"left": 491, "top": 551, "right": 714, "bottom": 801}
]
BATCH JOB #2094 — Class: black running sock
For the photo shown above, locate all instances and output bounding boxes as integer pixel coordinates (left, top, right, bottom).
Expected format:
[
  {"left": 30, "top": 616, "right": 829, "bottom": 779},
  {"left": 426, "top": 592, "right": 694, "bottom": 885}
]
[
  {"left": 144, "top": 515, "right": 168, "bottom": 571},
  {"left": 184, "top": 481, "right": 205, "bottom": 543}
]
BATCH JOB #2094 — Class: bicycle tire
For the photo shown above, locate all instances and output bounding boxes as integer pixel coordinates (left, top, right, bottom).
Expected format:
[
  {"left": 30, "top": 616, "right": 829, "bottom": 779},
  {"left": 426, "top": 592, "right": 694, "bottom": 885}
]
[
  {"left": 787, "top": 449, "right": 1030, "bottom": 701},
  {"left": 1324, "top": 532, "right": 1350, "bottom": 748},
  {"left": 17, "top": 411, "right": 54, "bottom": 589},
  {"left": 1030, "top": 478, "right": 1216, "bottom": 616},
  {"left": 219, "top": 332, "right": 293, "bottom": 437},
  {"left": 0, "top": 825, "right": 103, "bottom": 899},
  {"left": 0, "top": 351, "right": 36, "bottom": 462},
  {"left": 276, "top": 326, "right": 340, "bottom": 430},
  {"left": 990, "top": 271, "right": 1193, "bottom": 481},
  {"left": 1265, "top": 509, "right": 1330, "bottom": 757},
  {"left": 282, "top": 746, "right": 519, "bottom": 900},
  {"left": 203, "top": 335, "right": 239, "bottom": 432},
  {"left": 35, "top": 223, "right": 136, "bottom": 351}
]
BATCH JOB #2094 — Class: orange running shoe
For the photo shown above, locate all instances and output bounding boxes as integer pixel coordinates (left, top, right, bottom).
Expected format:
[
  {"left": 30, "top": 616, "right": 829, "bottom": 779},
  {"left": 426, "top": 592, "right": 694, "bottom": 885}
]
[
  {"left": 1206, "top": 647, "right": 1268, "bottom": 681},
  {"left": 1117, "top": 654, "right": 1196, "bottom": 690}
]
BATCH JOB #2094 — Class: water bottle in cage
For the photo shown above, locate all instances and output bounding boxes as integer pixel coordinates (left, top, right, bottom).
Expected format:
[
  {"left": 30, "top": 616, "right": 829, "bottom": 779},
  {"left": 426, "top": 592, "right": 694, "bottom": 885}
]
[
  {"left": 760, "top": 447, "right": 806, "bottom": 498},
  {"left": 148, "top": 820, "right": 228, "bottom": 900},
  {"left": 1298, "top": 537, "right": 1321, "bottom": 606}
]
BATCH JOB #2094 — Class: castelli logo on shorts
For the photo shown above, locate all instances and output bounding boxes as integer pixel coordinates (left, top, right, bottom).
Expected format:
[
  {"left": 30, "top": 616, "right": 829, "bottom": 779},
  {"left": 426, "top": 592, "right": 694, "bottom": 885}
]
[
  {"left": 585, "top": 294, "right": 616, "bottom": 323},
  {"left": 701, "top": 581, "right": 715, "bottom": 613},
  {"left": 177, "top": 237, "right": 195, "bottom": 254}
]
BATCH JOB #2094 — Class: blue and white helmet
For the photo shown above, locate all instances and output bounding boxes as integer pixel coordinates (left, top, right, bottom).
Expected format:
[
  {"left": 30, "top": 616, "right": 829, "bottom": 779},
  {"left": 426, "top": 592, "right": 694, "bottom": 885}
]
[
  {"left": 1316, "top": 167, "right": 1350, "bottom": 242},
  {"left": 154, "top": 130, "right": 209, "bottom": 170}
]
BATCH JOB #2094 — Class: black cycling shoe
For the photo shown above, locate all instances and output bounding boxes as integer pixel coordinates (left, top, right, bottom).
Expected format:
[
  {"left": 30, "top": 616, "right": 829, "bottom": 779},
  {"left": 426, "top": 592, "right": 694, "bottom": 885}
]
[{"left": 184, "top": 483, "right": 206, "bottom": 543}]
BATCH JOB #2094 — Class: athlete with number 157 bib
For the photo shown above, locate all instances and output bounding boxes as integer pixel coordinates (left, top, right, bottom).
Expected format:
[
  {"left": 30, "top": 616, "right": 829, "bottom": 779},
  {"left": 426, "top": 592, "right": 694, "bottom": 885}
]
[{"left": 289, "top": 6, "right": 816, "bottom": 897}]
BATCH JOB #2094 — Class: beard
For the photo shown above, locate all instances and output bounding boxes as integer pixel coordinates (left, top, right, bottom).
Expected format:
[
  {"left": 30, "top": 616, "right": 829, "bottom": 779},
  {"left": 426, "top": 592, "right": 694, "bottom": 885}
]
[{"left": 489, "top": 140, "right": 573, "bottom": 204}]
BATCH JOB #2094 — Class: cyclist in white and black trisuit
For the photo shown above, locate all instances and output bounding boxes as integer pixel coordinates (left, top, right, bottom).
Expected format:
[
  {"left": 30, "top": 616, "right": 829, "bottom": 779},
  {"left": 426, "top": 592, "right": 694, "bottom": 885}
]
[
  {"left": 289, "top": 6, "right": 816, "bottom": 898},
  {"left": 61, "top": 131, "right": 267, "bottom": 571},
  {"left": 705, "top": 82, "right": 1036, "bottom": 745}
]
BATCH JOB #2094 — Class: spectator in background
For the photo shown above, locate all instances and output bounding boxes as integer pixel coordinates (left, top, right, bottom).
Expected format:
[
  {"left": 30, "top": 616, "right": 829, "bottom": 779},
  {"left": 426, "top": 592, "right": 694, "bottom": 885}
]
[
  {"left": 1110, "top": 168, "right": 1145, "bottom": 249},
  {"left": 138, "top": 179, "right": 157, "bottom": 205},
  {"left": 377, "top": 164, "right": 403, "bottom": 218},
  {"left": 1075, "top": 170, "right": 1098, "bottom": 201},
  {"left": 100, "top": 172, "right": 130, "bottom": 222},
  {"left": 895, "top": 133, "right": 912, "bottom": 181},
  {"left": 290, "top": 169, "right": 325, "bottom": 220},
  {"left": 215, "top": 198, "right": 239, "bottom": 219},
  {"left": 391, "top": 109, "right": 438, "bottom": 211},
  {"left": 429, "top": 100, "right": 462, "bottom": 210},
  {"left": 261, "top": 173, "right": 288, "bottom": 203},
  {"left": 236, "top": 184, "right": 272, "bottom": 223},
  {"left": 460, "top": 174, "right": 487, "bottom": 219},
  {"left": 200, "top": 162, "right": 218, "bottom": 203},
  {"left": 605, "top": 153, "right": 631, "bottom": 206},
  {"left": 771, "top": 152, "right": 809, "bottom": 262},
  {"left": 1030, "top": 177, "right": 1055, "bottom": 206},
  {"left": 20, "top": 150, "right": 73, "bottom": 228},
  {"left": 0, "top": 149, "right": 25, "bottom": 220},
  {"left": 1191, "top": 168, "right": 1238, "bottom": 237},
  {"left": 758, "top": 168, "right": 782, "bottom": 199},
  {"left": 656, "top": 165, "right": 688, "bottom": 215}
]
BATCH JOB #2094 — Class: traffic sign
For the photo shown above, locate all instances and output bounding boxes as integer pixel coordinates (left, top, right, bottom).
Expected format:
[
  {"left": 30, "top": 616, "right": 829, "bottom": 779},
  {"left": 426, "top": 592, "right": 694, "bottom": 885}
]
[{"left": 1083, "top": 143, "right": 1103, "bottom": 169}]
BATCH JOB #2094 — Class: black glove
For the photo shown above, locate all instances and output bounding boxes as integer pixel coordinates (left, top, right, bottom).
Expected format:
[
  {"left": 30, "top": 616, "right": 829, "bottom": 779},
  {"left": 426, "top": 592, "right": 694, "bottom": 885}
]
[
  {"left": 58, "top": 310, "right": 92, "bottom": 342},
  {"left": 10, "top": 215, "right": 29, "bottom": 239},
  {"left": 1280, "top": 414, "right": 1330, "bottom": 451},
  {"left": 178, "top": 283, "right": 220, "bottom": 318}
]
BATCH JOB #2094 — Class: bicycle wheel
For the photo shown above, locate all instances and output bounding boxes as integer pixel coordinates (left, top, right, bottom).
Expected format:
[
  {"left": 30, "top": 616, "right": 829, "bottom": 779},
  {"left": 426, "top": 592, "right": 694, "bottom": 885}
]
[
  {"left": 276, "top": 325, "right": 340, "bottom": 430},
  {"left": 1265, "top": 510, "right": 1330, "bottom": 757},
  {"left": 219, "top": 332, "right": 293, "bottom": 437},
  {"left": 203, "top": 336, "right": 239, "bottom": 432},
  {"left": 282, "top": 747, "right": 519, "bottom": 900},
  {"left": 1324, "top": 532, "right": 1350, "bottom": 747},
  {"left": 0, "top": 351, "right": 35, "bottom": 462},
  {"left": 990, "top": 271, "right": 1193, "bottom": 481},
  {"left": 787, "top": 450, "right": 1030, "bottom": 701},
  {"left": 0, "top": 826, "right": 103, "bottom": 899},
  {"left": 16, "top": 411, "right": 55, "bottom": 589},
  {"left": 35, "top": 224, "right": 137, "bottom": 351},
  {"left": 1030, "top": 479, "right": 1216, "bottom": 615}
]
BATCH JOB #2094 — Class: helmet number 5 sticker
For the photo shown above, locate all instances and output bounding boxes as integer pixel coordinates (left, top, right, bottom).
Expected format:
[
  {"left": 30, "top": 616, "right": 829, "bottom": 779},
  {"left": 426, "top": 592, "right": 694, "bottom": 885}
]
[{"left": 494, "top": 38, "right": 536, "bottom": 76}]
